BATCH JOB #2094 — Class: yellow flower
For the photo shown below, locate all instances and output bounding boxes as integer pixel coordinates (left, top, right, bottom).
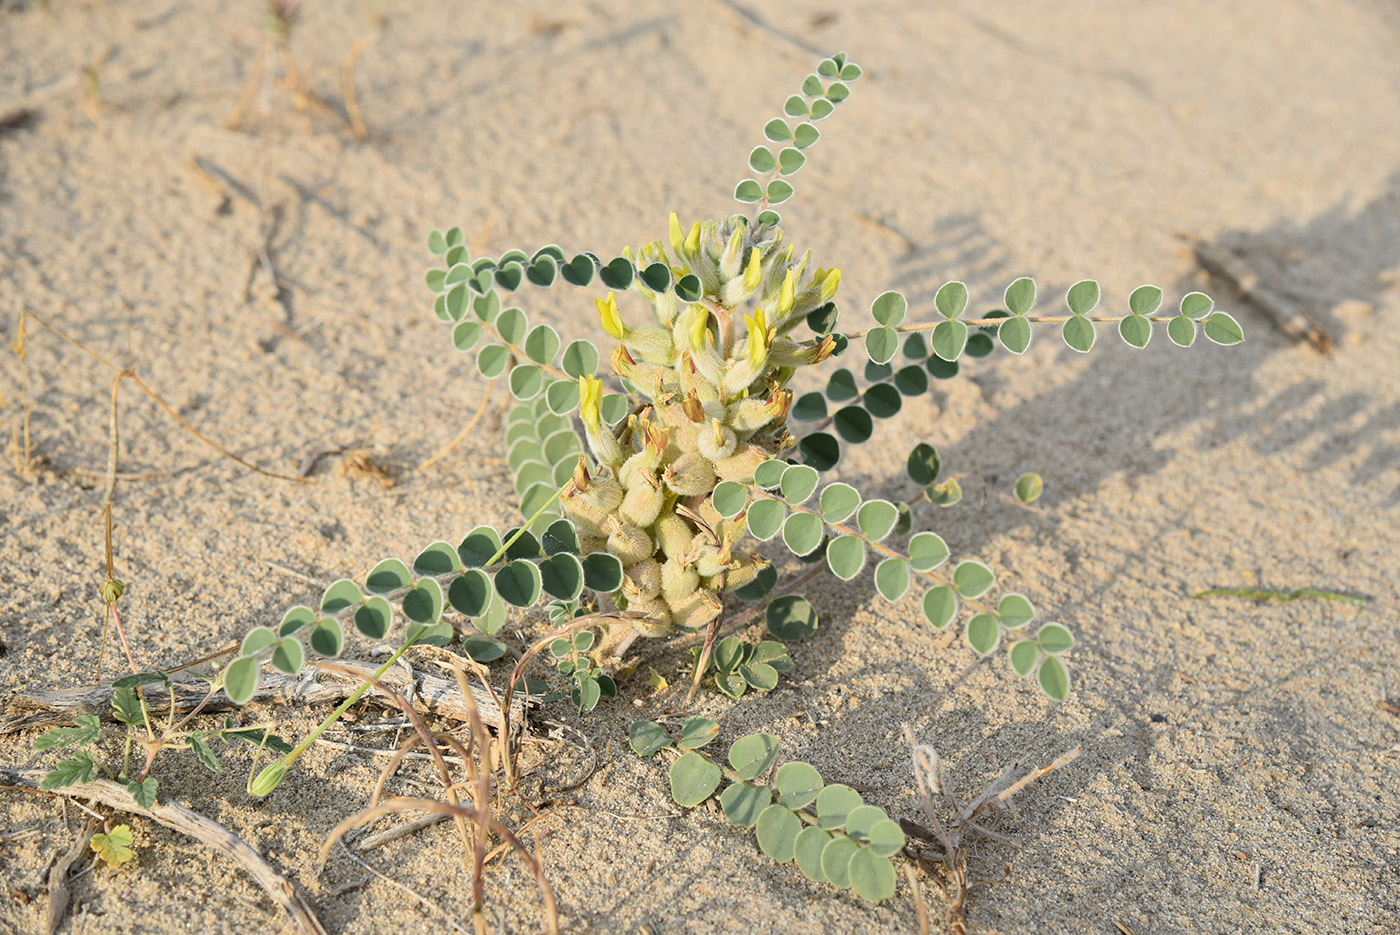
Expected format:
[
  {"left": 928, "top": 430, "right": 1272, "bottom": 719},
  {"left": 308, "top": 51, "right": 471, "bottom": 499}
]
[
  {"left": 820, "top": 267, "right": 842, "bottom": 301},
  {"left": 741, "top": 247, "right": 763, "bottom": 293},
  {"left": 578, "top": 375, "right": 602, "bottom": 432},
  {"left": 777, "top": 270, "right": 795, "bottom": 316},
  {"left": 669, "top": 211, "right": 686, "bottom": 257},
  {"left": 689, "top": 306, "right": 712, "bottom": 351},
  {"left": 744, "top": 308, "right": 770, "bottom": 368},
  {"left": 595, "top": 292, "right": 624, "bottom": 340}
]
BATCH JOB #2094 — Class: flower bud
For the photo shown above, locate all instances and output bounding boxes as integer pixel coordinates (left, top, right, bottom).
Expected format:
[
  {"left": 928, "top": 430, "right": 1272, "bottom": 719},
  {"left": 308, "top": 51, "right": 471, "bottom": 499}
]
[{"left": 719, "top": 225, "right": 746, "bottom": 281}]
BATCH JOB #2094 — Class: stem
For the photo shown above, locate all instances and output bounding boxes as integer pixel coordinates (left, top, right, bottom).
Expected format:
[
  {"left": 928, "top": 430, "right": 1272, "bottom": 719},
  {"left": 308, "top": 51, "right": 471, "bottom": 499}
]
[
  {"left": 838, "top": 314, "right": 1177, "bottom": 340},
  {"left": 249, "top": 484, "right": 568, "bottom": 797}
]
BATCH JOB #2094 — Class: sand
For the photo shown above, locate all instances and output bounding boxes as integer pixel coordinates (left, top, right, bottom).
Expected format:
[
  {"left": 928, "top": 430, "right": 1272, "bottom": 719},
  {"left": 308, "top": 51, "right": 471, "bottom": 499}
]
[{"left": 1, "top": 0, "right": 1398, "bottom": 932}]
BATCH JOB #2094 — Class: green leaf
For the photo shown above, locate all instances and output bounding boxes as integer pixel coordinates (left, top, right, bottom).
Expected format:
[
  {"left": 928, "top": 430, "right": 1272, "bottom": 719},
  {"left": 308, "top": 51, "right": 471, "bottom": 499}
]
[
  {"left": 525, "top": 254, "right": 557, "bottom": 287},
  {"left": 679, "top": 716, "right": 720, "bottom": 750},
  {"left": 458, "top": 526, "right": 503, "bottom": 568},
  {"left": 799, "top": 432, "right": 840, "bottom": 471},
  {"left": 764, "top": 117, "right": 791, "bottom": 142},
  {"left": 1037, "top": 622, "right": 1075, "bottom": 655},
  {"left": 749, "top": 146, "right": 776, "bottom": 172},
  {"left": 309, "top": 618, "right": 345, "bottom": 658},
  {"left": 775, "top": 761, "right": 823, "bottom": 809},
  {"left": 998, "top": 316, "right": 1032, "bottom": 355},
  {"left": 353, "top": 596, "right": 393, "bottom": 640},
  {"left": 495, "top": 307, "right": 528, "bottom": 345},
  {"left": 270, "top": 636, "right": 304, "bottom": 675},
  {"left": 542, "top": 518, "right": 579, "bottom": 555},
  {"left": 833, "top": 405, "right": 873, "bottom": 443},
  {"left": 413, "top": 540, "right": 462, "bottom": 577},
  {"left": 111, "top": 688, "right": 142, "bottom": 726},
  {"left": 780, "top": 464, "right": 820, "bottom": 504},
  {"left": 848, "top": 848, "right": 897, "bottom": 901},
  {"left": 35, "top": 715, "right": 102, "bottom": 751},
  {"left": 1066, "top": 279, "right": 1101, "bottom": 315},
  {"left": 728, "top": 732, "right": 781, "bottom": 780},
  {"left": 669, "top": 752, "right": 722, "bottom": 807},
  {"left": 320, "top": 578, "right": 363, "bottom": 615},
  {"left": 539, "top": 553, "right": 584, "bottom": 602},
  {"left": 462, "top": 636, "right": 508, "bottom": 662},
  {"left": 862, "top": 383, "right": 902, "bottom": 419},
  {"left": 966, "top": 613, "right": 1001, "bottom": 655},
  {"left": 401, "top": 578, "right": 444, "bottom": 624},
  {"left": 953, "top": 559, "right": 995, "bottom": 598},
  {"left": 998, "top": 593, "right": 1036, "bottom": 629},
  {"left": 366, "top": 558, "right": 412, "bottom": 594},
  {"left": 523, "top": 324, "right": 561, "bottom": 365},
  {"left": 821, "top": 836, "right": 860, "bottom": 887},
  {"left": 1038, "top": 655, "right": 1071, "bottom": 701},
  {"left": 1009, "top": 640, "right": 1040, "bottom": 677},
  {"left": 640, "top": 262, "right": 672, "bottom": 293},
  {"left": 791, "top": 391, "right": 827, "bottom": 422},
  {"left": 784, "top": 94, "right": 808, "bottom": 117},
  {"left": 756, "top": 807, "right": 805, "bottom": 869},
  {"left": 864, "top": 327, "right": 899, "bottom": 365},
  {"left": 893, "top": 364, "right": 929, "bottom": 396},
  {"left": 581, "top": 551, "right": 624, "bottom": 592},
  {"left": 782, "top": 512, "right": 824, "bottom": 556},
  {"left": 40, "top": 750, "right": 97, "bottom": 790},
  {"left": 735, "top": 180, "right": 763, "bottom": 204},
  {"left": 91, "top": 823, "right": 136, "bottom": 868},
  {"left": 545, "top": 379, "right": 581, "bottom": 415},
  {"left": 1118, "top": 315, "right": 1152, "bottom": 349},
  {"left": 922, "top": 586, "right": 958, "bottom": 629},
  {"left": 1129, "top": 284, "right": 1164, "bottom": 316},
  {"left": 224, "top": 655, "right": 260, "bottom": 704},
  {"left": 721, "top": 782, "right": 772, "bottom": 827},
  {"left": 867, "top": 819, "right": 906, "bottom": 858},
  {"left": 1180, "top": 291, "right": 1213, "bottom": 320},
  {"left": 716, "top": 670, "right": 748, "bottom": 699},
  {"left": 1167, "top": 315, "right": 1197, "bottom": 347},
  {"left": 734, "top": 564, "right": 778, "bottom": 602},
  {"left": 1014, "top": 472, "right": 1044, "bottom": 504},
  {"left": 494, "top": 262, "right": 524, "bottom": 292},
  {"left": 766, "top": 594, "right": 819, "bottom": 640},
  {"left": 451, "top": 320, "right": 482, "bottom": 352},
  {"left": 745, "top": 498, "right": 786, "bottom": 541},
  {"left": 931, "top": 319, "right": 968, "bottom": 361},
  {"left": 714, "top": 636, "right": 745, "bottom": 674},
  {"left": 908, "top": 532, "right": 950, "bottom": 572},
  {"left": 856, "top": 500, "right": 898, "bottom": 542},
  {"left": 509, "top": 364, "right": 545, "bottom": 400},
  {"left": 712, "top": 481, "right": 749, "bottom": 519},
  {"left": 826, "top": 535, "right": 866, "bottom": 580},
  {"left": 189, "top": 732, "right": 221, "bottom": 773},
  {"left": 628, "top": 720, "right": 672, "bottom": 757},
  {"left": 1204, "top": 311, "right": 1244, "bottom": 345},
  {"left": 1062, "top": 316, "right": 1096, "bottom": 353},
  {"left": 906, "top": 443, "right": 941, "bottom": 486},
  {"left": 561, "top": 254, "right": 596, "bottom": 287},
  {"left": 935, "top": 281, "right": 969, "bottom": 319},
  {"left": 741, "top": 662, "right": 779, "bottom": 691},
  {"left": 240, "top": 627, "right": 275, "bottom": 656},
  {"left": 874, "top": 558, "right": 911, "bottom": 603},
  {"left": 1004, "top": 277, "right": 1037, "bottom": 316},
  {"left": 793, "top": 123, "right": 820, "bottom": 148},
  {"left": 494, "top": 561, "right": 542, "bottom": 607},
  {"left": 126, "top": 776, "right": 158, "bottom": 809},
  {"left": 825, "top": 368, "right": 859, "bottom": 402},
  {"left": 819, "top": 483, "right": 861, "bottom": 523},
  {"left": 560, "top": 339, "right": 599, "bottom": 378},
  {"left": 766, "top": 179, "right": 795, "bottom": 204},
  {"left": 427, "top": 229, "right": 447, "bottom": 255},
  {"left": 753, "top": 458, "right": 788, "bottom": 488},
  {"left": 778, "top": 147, "right": 806, "bottom": 175},
  {"left": 870, "top": 291, "right": 907, "bottom": 327},
  {"left": 816, "top": 783, "right": 863, "bottom": 830}
]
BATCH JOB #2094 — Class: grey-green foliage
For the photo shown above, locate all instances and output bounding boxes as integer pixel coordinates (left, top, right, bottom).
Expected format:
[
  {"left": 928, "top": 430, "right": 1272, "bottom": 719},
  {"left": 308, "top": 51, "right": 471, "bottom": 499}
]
[
  {"left": 630, "top": 720, "right": 904, "bottom": 901},
  {"left": 223, "top": 516, "right": 623, "bottom": 705},
  {"left": 688, "top": 635, "right": 794, "bottom": 699}
]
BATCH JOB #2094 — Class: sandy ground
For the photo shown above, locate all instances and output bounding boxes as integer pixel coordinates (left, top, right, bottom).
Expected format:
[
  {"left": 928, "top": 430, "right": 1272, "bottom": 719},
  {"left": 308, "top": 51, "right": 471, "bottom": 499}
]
[{"left": 1, "top": 1, "right": 1398, "bottom": 932}]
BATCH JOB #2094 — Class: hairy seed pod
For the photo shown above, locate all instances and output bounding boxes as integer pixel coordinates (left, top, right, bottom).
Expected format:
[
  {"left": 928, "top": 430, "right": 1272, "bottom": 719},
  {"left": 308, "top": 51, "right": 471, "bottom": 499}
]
[
  {"left": 723, "top": 554, "right": 768, "bottom": 591},
  {"left": 628, "top": 597, "right": 674, "bottom": 637},
  {"left": 660, "top": 557, "right": 700, "bottom": 603},
  {"left": 560, "top": 496, "right": 608, "bottom": 537},
  {"left": 668, "top": 587, "right": 722, "bottom": 629},
  {"left": 663, "top": 452, "right": 717, "bottom": 497},
  {"left": 712, "top": 443, "right": 772, "bottom": 484},
  {"left": 655, "top": 512, "right": 695, "bottom": 561},
  {"left": 619, "top": 476, "right": 665, "bottom": 528},
  {"left": 622, "top": 558, "right": 662, "bottom": 603},
  {"left": 693, "top": 544, "right": 732, "bottom": 578},
  {"left": 605, "top": 517, "right": 654, "bottom": 565}
]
